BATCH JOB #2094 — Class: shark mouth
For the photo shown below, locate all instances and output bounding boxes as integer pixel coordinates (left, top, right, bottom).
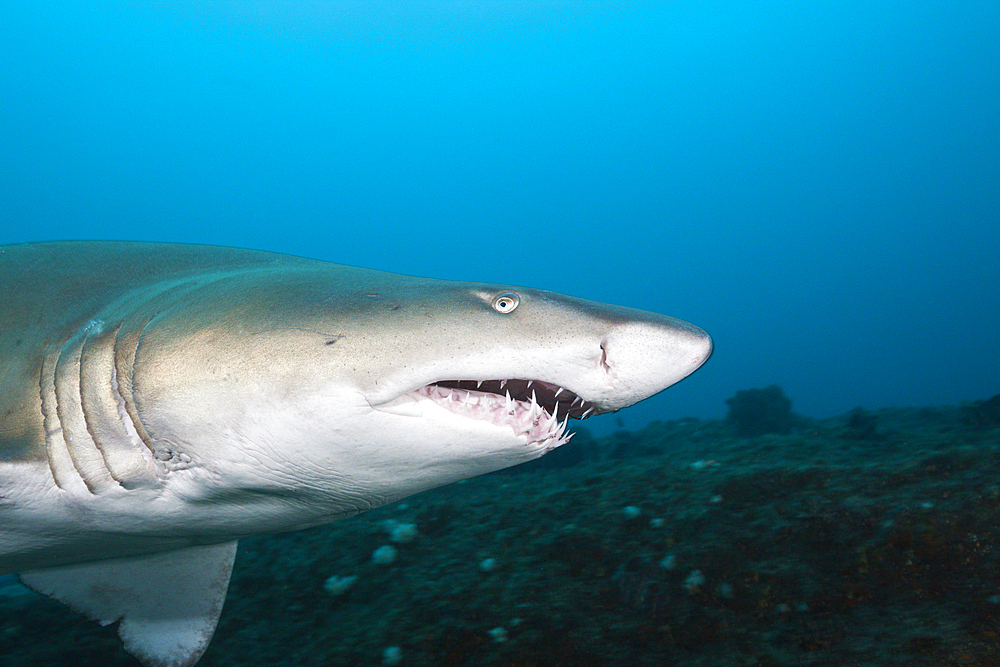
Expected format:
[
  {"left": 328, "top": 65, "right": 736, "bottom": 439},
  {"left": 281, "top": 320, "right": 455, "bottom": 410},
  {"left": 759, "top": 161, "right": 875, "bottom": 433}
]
[{"left": 414, "top": 379, "right": 601, "bottom": 449}]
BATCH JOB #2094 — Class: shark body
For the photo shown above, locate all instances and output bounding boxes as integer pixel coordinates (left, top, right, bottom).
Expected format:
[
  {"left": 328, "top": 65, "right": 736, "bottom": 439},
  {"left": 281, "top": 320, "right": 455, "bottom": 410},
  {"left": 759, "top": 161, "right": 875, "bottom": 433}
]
[{"left": 0, "top": 241, "right": 712, "bottom": 666}]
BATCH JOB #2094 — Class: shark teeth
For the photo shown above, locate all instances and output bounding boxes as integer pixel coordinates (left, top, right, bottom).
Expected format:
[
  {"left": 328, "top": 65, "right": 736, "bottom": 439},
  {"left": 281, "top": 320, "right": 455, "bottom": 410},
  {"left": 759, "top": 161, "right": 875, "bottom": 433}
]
[
  {"left": 431, "top": 379, "right": 599, "bottom": 420},
  {"left": 415, "top": 382, "right": 577, "bottom": 451}
]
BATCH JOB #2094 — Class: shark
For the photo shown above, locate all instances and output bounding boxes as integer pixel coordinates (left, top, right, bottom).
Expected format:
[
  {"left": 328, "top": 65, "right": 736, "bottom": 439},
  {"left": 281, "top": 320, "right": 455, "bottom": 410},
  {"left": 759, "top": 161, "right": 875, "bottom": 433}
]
[{"left": 0, "top": 241, "right": 712, "bottom": 667}]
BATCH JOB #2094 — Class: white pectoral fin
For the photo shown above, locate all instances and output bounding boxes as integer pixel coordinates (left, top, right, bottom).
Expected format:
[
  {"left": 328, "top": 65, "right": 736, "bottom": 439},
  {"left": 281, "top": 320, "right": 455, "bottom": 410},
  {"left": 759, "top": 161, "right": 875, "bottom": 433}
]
[{"left": 20, "top": 541, "right": 238, "bottom": 667}]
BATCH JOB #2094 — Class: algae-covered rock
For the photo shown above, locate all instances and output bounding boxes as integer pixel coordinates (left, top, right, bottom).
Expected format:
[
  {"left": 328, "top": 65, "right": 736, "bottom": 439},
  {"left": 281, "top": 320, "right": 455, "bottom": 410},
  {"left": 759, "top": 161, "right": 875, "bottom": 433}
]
[
  {"left": 964, "top": 393, "right": 1000, "bottom": 428},
  {"left": 843, "top": 407, "right": 881, "bottom": 441},
  {"left": 725, "top": 384, "right": 795, "bottom": 437}
]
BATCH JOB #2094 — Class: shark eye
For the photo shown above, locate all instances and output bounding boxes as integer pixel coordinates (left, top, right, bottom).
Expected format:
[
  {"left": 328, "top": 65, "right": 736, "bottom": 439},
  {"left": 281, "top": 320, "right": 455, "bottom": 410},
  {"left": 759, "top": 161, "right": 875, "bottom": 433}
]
[{"left": 492, "top": 292, "right": 520, "bottom": 313}]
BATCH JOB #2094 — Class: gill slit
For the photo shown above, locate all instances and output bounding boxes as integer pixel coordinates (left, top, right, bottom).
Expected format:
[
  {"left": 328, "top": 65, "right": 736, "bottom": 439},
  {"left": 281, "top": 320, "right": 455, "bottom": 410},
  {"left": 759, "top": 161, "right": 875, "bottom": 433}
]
[
  {"left": 117, "top": 314, "right": 158, "bottom": 462},
  {"left": 38, "top": 344, "right": 67, "bottom": 490}
]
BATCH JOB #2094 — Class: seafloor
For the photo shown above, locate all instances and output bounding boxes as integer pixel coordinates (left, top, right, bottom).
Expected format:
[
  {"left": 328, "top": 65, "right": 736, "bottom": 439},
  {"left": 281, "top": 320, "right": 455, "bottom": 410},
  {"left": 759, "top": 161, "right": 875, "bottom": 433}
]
[{"left": 3, "top": 400, "right": 1000, "bottom": 666}]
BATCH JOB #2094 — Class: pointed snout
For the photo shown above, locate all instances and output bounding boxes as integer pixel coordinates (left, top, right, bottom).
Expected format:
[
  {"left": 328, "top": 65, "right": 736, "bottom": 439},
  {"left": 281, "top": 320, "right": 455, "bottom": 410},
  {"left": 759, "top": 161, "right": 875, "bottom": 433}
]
[{"left": 598, "top": 316, "right": 713, "bottom": 410}]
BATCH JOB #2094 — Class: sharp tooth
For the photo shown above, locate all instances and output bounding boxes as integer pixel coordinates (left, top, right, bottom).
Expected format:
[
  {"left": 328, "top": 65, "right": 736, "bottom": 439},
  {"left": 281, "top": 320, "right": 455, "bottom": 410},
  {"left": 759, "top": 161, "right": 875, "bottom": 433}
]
[
  {"left": 544, "top": 405, "right": 558, "bottom": 432},
  {"left": 476, "top": 380, "right": 483, "bottom": 389},
  {"left": 530, "top": 390, "right": 539, "bottom": 419},
  {"left": 506, "top": 390, "right": 514, "bottom": 415},
  {"left": 554, "top": 387, "right": 564, "bottom": 398},
  {"left": 572, "top": 397, "right": 582, "bottom": 407},
  {"left": 526, "top": 380, "right": 533, "bottom": 389},
  {"left": 553, "top": 415, "right": 567, "bottom": 440},
  {"left": 581, "top": 406, "right": 594, "bottom": 418},
  {"left": 500, "top": 379, "right": 507, "bottom": 390}
]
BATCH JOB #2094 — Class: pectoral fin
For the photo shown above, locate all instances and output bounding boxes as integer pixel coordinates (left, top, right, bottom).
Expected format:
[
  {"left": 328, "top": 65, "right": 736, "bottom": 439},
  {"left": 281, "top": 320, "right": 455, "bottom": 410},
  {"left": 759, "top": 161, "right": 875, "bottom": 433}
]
[{"left": 20, "top": 541, "right": 238, "bottom": 667}]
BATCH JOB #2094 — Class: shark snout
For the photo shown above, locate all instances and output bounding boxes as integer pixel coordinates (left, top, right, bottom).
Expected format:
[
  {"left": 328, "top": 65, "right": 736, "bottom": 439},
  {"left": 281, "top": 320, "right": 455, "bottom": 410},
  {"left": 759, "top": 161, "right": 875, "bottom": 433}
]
[{"left": 597, "top": 317, "right": 713, "bottom": 410}]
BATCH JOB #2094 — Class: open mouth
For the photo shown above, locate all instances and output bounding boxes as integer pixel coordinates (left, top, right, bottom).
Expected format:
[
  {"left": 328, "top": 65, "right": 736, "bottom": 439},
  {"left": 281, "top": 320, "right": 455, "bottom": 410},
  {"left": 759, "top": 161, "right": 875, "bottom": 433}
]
[{"left": 412, "top": 379, "right": 601, "bottom": 449}]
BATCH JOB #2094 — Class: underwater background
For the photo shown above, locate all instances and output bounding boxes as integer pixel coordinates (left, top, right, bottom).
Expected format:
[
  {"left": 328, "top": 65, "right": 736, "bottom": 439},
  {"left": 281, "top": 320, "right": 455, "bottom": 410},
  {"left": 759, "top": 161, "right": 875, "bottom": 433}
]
[
  {"left": 3, "top": 1, "right": 998, "bottom": 432},
  {"left": 2, "top": 1, "right": 999, "bottom": 666}
]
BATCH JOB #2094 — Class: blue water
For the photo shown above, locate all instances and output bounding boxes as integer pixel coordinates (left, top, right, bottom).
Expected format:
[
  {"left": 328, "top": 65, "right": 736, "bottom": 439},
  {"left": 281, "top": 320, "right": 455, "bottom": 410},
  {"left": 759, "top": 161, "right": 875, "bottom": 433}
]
[{"left": 2, "top": 1, "right": 998, "bottom": 432}]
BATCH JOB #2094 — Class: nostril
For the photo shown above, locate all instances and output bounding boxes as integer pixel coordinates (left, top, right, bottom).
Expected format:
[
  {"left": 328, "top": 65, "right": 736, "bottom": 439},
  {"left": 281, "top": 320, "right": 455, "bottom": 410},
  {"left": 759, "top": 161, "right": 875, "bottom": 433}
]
[{"left": 599, "top": 340, "right": 612, "bottom": 374}]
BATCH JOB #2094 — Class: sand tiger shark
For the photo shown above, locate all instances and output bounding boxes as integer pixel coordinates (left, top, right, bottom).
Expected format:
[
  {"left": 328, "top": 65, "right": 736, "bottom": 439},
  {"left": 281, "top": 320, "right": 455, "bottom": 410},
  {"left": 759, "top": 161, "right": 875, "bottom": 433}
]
[{"left": 0, "top": 241, "right": 712, "bottom": 666}]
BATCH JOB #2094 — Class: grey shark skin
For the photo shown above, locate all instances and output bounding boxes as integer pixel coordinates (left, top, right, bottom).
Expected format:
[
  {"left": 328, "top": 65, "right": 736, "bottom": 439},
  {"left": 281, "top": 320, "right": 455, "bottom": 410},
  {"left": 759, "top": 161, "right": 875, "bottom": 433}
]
[{"left": 0, "top": 241, "right": 712, "bottom": 667}]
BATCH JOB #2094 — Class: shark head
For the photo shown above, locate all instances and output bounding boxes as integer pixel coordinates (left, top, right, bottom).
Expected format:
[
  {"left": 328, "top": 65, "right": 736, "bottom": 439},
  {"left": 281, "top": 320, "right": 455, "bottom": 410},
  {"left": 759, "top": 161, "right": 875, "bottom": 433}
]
[
  {"left": 1, "top": 242, "right": 712, "bottom": 667},
  {"left": 122, "top": 263, "right": 712, "bottom": 532}
]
